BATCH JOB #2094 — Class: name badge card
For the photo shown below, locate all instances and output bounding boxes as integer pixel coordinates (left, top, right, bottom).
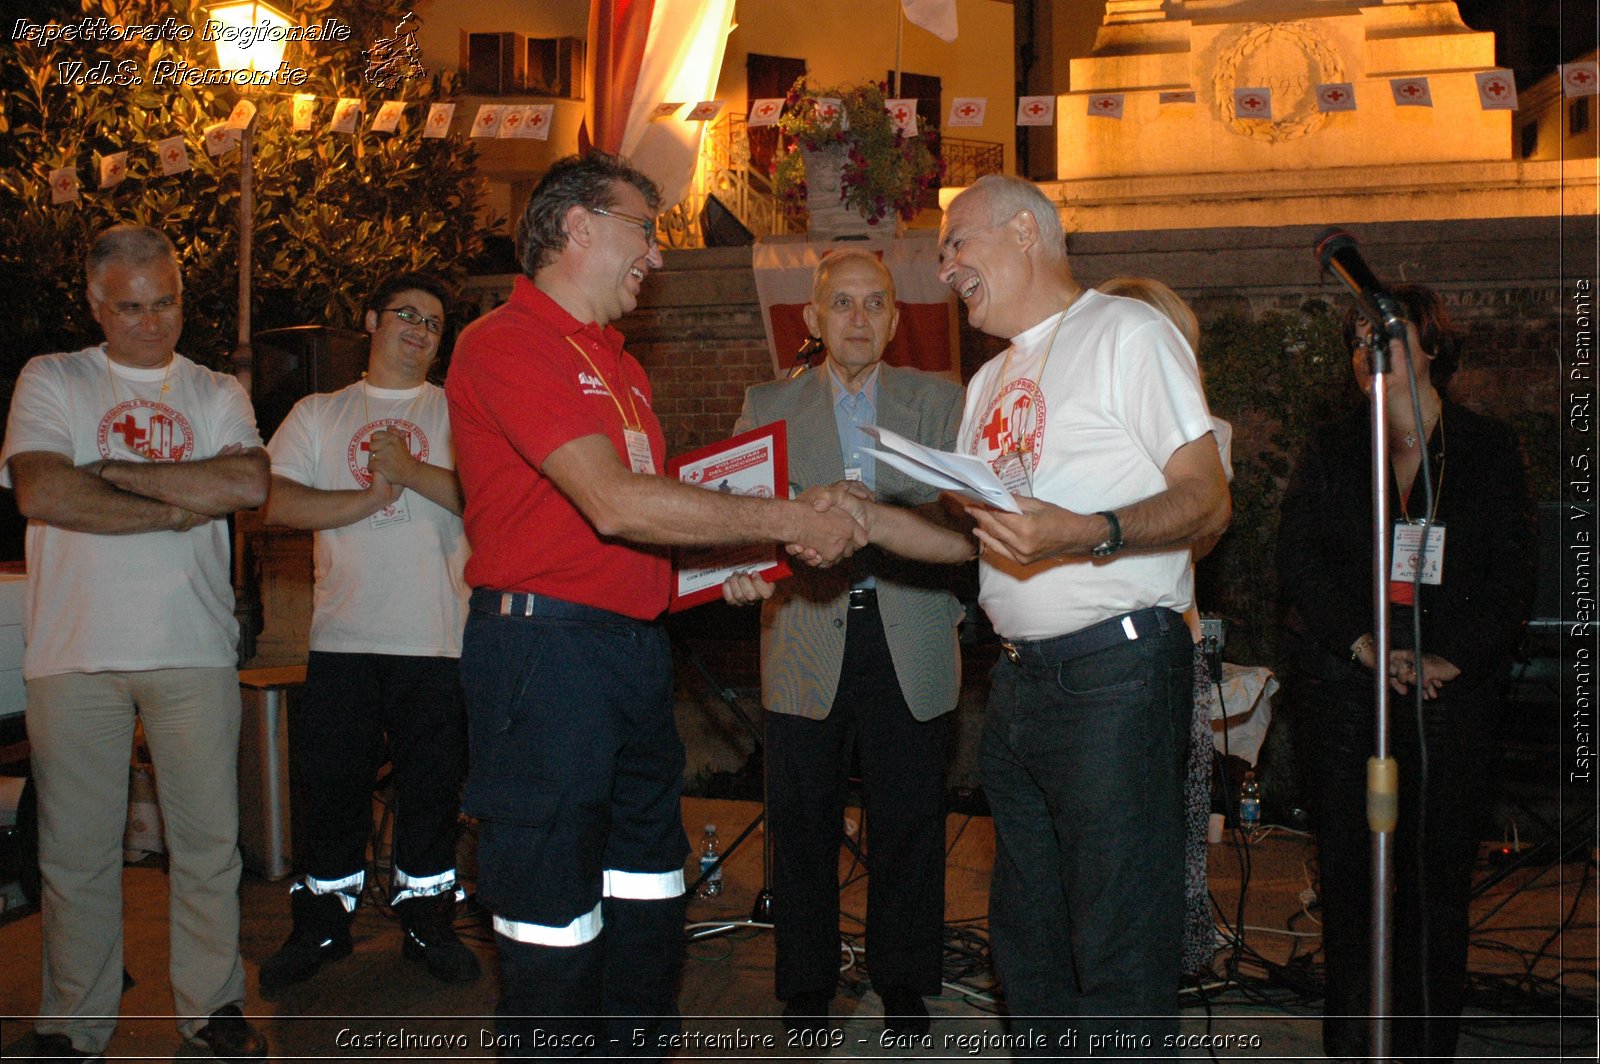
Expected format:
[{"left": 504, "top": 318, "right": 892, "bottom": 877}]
[
  {"left": 624, "top": 428, "right": 654, "bottom": 474},
  {"left": 992, "top": 451, "right": 1032, "bottom": 497},
  {"left": 369, "top": 494, "right": 412, "bottom": 529},
  {"left": 1390, "top": 521, "right": 1445, "bottom": 585}
]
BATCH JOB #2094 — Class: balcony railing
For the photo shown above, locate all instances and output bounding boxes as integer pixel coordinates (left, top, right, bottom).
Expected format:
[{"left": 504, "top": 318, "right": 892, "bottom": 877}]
[{"left": 941, "top": 137, "right": 1005, "bottom": 188}]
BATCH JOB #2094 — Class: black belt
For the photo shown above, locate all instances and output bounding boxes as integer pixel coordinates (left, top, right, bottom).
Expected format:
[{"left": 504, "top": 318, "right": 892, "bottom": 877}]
[
  {"left": 1000, "top": 607, "right": 1176, "bottom": 667},
  {"left": 468, "top": 588, "right": 646, "bottom": 625},
  {"left": 847, "top": 588, "right": 877, "bottom": 610}
]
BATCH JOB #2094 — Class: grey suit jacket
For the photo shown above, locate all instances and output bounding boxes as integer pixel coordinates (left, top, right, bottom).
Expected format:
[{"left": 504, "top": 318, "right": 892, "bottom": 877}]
[{"left": 735, "top": 363, "right": 967, "bottom": 722}]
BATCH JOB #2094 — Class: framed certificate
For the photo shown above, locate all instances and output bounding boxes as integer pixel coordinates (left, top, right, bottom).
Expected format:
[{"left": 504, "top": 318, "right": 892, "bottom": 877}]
[{"left": 666, "top": 421, "right": 792, "bottom": 611}]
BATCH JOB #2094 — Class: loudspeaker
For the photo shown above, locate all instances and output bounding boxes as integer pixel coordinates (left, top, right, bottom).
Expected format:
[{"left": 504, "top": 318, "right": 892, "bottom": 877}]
[
  {"left": 251, "top": 326, "right": 368, "bottom": 441},
  {"left": 700, "top": 194, "right": 755, "bottom": 248}
]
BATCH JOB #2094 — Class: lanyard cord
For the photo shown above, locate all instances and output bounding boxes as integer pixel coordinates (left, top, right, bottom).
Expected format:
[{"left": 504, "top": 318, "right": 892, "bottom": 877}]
[{"left": 566, "top": 335, "right": 642, "bottom": 430}]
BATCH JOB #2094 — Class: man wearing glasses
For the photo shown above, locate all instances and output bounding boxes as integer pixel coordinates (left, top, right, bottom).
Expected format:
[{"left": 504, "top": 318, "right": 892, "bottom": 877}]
[
  {"left": 446, "top": 152, "right": 865, "bottom": 1055},
  {"left": 1, "top": 224, "right": 270, "bottom": 1060},
  {"left": 258, "top": 273, "right": 478, "bottom": 998}
]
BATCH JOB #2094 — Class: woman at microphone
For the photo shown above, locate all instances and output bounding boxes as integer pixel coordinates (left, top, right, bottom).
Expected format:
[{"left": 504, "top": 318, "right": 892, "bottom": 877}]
[{"left": 1276, "top": 283, "right": 1536, "bottom": 1060}]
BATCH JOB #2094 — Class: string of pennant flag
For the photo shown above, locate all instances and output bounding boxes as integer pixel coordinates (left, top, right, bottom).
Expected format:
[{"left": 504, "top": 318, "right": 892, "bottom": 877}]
[{"left": 42, "top": 61, "right": 1599, "bottom": 207}]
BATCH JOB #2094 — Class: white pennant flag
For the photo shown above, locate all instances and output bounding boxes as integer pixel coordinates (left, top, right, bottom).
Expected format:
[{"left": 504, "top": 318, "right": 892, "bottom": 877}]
[
  {"left": 49, "top": 166, "right": 79, "bottom": 204},
  {"left": 748, "top": 98, "right": 784, "bottom": 127},
  {"left": 99, "top": 151, "right": 129, "bottom": 189},
  {"left": 470, "top": 104, "right": 506, "bottom": 138},
  {"left": 1315, "top": 83, "right": 1357, "bottom": 112},
  {"left": 525, "top": 104, "right": 554, "bottom": 140},
  {"left": 155, "top": 134, "right": 190, "bottom": 175},
  {"left": 1016, "top": 96, "right": 1055, "bottom": 126},
  {"left": 423, "top": 103, "right": 455, "bottom": 138},
  {"left": 947, "top": 97, "right": 986, "bottom": 127},
  {"left": 901, "top": 0, "right": 956, "bottom": 43},
  {"left": 652, "top": 102, "right": 686, "bottom": 120},
  {"left": 886, "top": 98, "right": 918, "bottom": 137},
  {"left": 204, "top": 122, "right": 241, "bottom": 157},
  {"left": 371, "top": 100, "right": 407, "bottom": 133},
  {"left": 292, "top": 94, "right": 317, "bottom": 131},
  {"left": 1561, "top": 62, "right": 1599, "bottom": 97},
  {"left": 686, "top": 101, "right": 724, "bottom": 122},
  {"left": 497, "top": 105, "right": 529, "bottom": 138},
  {"left": 1390, "top": 78, "right": 1432, "bottom": 107},
  {"left": 1474, "top": 69, "right": 1517, "bottom": 111},
  {"left": 813, "top": 97, "right": 846, "bottom": 130},
  {"left": 224, "top": 99, "right": 257, "bottom": 131},
  {"left": 1086, "top": 94, "right": 1124, "bottom": 119},
  {"left": 329, "top": 98, "right": 362, "bottom": 133},
  {"left": 1233, "top": 87, "right": 1272, "bottom": 119}
]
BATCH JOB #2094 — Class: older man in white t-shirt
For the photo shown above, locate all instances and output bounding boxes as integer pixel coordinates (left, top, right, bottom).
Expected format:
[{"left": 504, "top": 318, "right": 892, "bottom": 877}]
[{"left": 1, "top": 224, "right": 270, "bottom": 1061}]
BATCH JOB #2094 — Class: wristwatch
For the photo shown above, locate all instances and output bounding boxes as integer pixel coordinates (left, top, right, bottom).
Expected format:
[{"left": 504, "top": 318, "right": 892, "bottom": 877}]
[{"left": 1090, "top": 510, "right": 1123, "bottom": 558}]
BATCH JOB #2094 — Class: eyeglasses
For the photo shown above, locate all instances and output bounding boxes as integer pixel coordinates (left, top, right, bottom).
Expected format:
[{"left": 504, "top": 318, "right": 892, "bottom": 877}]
[
  {"left": 108, "top": 296, "right": 182, "bottom": 321},
  {"left": 589, "top": 206, "right": 658, "bottom": 247},
  {"left": 382, "top": 307, "right": 444, "bottom": 335}
]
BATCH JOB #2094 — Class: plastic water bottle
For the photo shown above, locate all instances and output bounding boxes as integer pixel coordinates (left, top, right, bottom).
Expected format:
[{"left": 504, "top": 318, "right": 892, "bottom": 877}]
[
  {"left": 697, "top": 824, "right": 724, "bottom": 898},
  {"left": 1239, "top": 772, "right": 1261, "bottom": 835}
]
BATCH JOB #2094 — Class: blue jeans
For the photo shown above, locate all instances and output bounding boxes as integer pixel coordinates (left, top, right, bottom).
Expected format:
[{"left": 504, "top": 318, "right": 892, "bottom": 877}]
[{"left": 981, "top": 608, "right": 1191, "bottom": 1058}]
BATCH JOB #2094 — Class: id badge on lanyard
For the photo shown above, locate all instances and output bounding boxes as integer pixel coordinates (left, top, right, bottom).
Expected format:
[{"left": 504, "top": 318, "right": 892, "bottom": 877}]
[
  {"left": 1390, "top": 520, "right": 1445, "bottom": 585},
  {"left": 369, "top": 494, "right": 411, "bottom": 529},
  {"left": 992, "top": 450, "right": 1032, "bottom": 497},
  {"left": 623, "top": 428, "right": 654, "bottom": 474}
]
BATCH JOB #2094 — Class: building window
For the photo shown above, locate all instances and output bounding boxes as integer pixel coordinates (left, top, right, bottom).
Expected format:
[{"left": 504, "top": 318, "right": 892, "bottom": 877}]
[
  {"left": 1520, "top": 121, "right": 1538, "bottom": 158},
  {"left": 1572, "top": 97, "right": 1591, "bottom": 137}
]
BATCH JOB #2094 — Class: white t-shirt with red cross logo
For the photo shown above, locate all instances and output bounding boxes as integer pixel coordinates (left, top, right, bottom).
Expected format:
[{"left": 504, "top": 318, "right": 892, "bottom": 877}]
[
  {"left": 958, "top": 290, "right": 1217, "bottom": 641},
  {"left": 0, "top": 345, "right": 263, "bottom": 678},
  {"left": 267, "top": 379, "right": 468, "bottom": 657}
]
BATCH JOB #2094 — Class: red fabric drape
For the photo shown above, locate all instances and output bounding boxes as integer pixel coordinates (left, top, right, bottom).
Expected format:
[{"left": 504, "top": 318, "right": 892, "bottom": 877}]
[{"left": 585, "top": 0, "right": 656, "bottom": 155}]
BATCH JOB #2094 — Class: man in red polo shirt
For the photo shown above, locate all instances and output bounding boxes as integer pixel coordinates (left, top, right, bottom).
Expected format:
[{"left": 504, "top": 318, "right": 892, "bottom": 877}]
[{"left": 446, "top": 152, "right": 864, "bottom": 1055}]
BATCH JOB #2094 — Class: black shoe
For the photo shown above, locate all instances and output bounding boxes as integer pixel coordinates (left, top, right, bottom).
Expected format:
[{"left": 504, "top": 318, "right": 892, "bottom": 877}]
[
  {"left": 30, "top": 1032, "right": 97, "bottom": 1059},
  {"left": 396, "top": 893, "right": 481, "bottom": 985},
  {"left": 880, "top": 986, "right": 930, "bottom": 1037},
  {"left": 258, "top": 887, "right": 353, "bottom": 998},
  {"left": 187, "top": 1005, "right": 267, "bottom": 1062},
  {"left": 781, "top": 991, "right": 833, "bottom": 1036}
]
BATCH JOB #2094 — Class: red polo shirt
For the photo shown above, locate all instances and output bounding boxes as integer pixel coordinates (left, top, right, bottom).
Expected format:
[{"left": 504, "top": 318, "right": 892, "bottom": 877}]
[{"left": 446, "top": 276, "right": 670, "bottom": 619}]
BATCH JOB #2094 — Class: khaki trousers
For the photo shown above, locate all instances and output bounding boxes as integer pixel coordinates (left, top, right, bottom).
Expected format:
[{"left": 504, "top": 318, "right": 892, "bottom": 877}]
[{"left": 27, "top": 667, "right": 246, "bottom": 1054}]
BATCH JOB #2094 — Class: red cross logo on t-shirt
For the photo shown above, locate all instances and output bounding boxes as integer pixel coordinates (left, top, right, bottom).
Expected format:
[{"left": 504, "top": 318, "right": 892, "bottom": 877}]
[{"left": 98, "top": 400, "right": 195, "bottom": 462}]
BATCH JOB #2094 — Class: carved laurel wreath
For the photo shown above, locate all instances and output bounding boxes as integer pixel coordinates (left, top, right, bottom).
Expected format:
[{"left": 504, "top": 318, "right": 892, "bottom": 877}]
[{"left": 1212, "top": 21, "right": 1346, "bottom": 142}]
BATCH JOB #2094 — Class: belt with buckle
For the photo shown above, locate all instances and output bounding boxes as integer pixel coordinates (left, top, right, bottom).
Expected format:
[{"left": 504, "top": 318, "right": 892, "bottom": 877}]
[
  {"left": 847, "top": 588, "right": 877, "bottom": 610},
  {"left": 1000, "top": 608, "right": 1171, "bottom": 667}
]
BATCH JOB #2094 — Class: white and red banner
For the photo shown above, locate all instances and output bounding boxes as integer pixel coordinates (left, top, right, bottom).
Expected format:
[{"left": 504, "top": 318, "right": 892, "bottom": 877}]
[
  {"left": 224, "top": 99, "right": 256, "bottom": 131},
  {"left": 329, "top": 98, "right": 362, "bottom": 133},
  {"left": 292, "top": 94, "right": 317, "bottom": 131},
  {"left": 686, "top": 101, "right": 724, "bottom": 122},
  {"left": 99, "top": 152, "right": 128, "bottom": 189},
  {"left": 496, "top": 105, "right": 528, "bottom": 138},
  {"left": 1315, "top": 83, "right": 1357, "bottom": 112},
  {"left": 203, "top": 122, "right": 240, "bottom": 157},
  {"left": 525, "top": 104, "right": 555, "bottom": 140},
  {"left": 423, "top": 103, "right": 455, "bottom": 138},
  {"left": 886, "top": 99, "right": 918, "bottom": 137},
  {"left": 652, "top": 102, "right": 686, "bottom": 119},
  {"left": 49, "top": 166, "right": 79, "bottom": 204},
  {"left": 1390, "top": 78, "right": 1433, "bottom": 107},
  {"left": 1016, "top": 96, "right": 1054, "bottom": 126},
  {"left": 371, "top": 100, "right": 407, "bottom": 133},
  {"left": 1562, "top": 62, "right": 1599, "bottom": 97},
  {"left": 155, "top": 134, "right": 190, "bottom": 175},
  {"left": 947, "top": 97, "right": 986, "bottom": 127},
  {"left": 748, "top": 98, "right": 784, "bottom": 127},
  {"left": 470, "top": 104, "right": 506, "bottom": 138},
  {"left": 1234, "top": 87, "right": 1272, "bottom": 118},
  {"left": 1474, "top": 69, "right": 1517, "bottom": 111},
  {"left": 1087, "top": 94, "right": 1124, "bottom": 119},
  {"left": 753, "top": 237, "right": 959, "bottom": 380}
]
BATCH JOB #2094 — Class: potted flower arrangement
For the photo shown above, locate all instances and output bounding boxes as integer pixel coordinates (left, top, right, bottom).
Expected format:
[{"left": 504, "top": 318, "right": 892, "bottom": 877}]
[{"left": 772, "top": 77, "right": 943, "bottom": 235}]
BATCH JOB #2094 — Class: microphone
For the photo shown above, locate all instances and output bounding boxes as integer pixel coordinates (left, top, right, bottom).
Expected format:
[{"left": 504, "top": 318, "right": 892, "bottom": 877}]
[
  {"left": 787, "top": 336, "right": 825, "bottom": 378},
  {"left": 1313, "top": 228, "right": 1408, "bottom": 339}
]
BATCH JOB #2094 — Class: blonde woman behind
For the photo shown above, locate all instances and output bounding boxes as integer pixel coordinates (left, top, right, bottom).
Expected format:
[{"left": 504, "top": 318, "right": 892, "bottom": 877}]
[{"left": 1099, "top": 276, "right": 1231, "bottom": 980}]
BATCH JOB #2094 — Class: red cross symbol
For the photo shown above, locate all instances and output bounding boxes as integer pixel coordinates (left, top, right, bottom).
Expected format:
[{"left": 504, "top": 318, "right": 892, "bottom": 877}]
[
  {"left": 1324, "top": 88, "right": 1346, "bottom": 103},
  {"left": 504, "top": 113, "right": 522, "bottom": 128},
  {"left": 1570, "top": 68, "right": 1595, "bottom": 86},
  {"left": 1026, "top": 102, "right": 1045, "bottom": 116},
  {"left": 757, "top": 103, "right": 775, "bottom": 116},
  {"left": 894, "top": 107, "right": 909, "bottom": 121},
  {"left": 477, "top": 112, "right": 495, "bottom": 127},
  {"left": 1242, "top": 95, "right": 1263, "bottom": 110},
  {"left": 112, "top": 414, "right": 147, "bottom": 450},
  {"left": 529, "top": 111, "right": 546, "bottom": 127},
  {"left": 980, "top": 408, "right": 1009, "bottom": 451},
  {"left": 821, "top": 105, "right": 837, "bottom": 119},
  {"left": 165, "top": 148, "right": 180, "bottom": 162},
  {"left": 1094, "top": 98, "right": 1115, "bottom": 111},
  {"left": 1401, "top": 83, "right": 1422, "bottom": 98},
  {"left": 1484, "top": 79, "right": 1508, "bottom": 97},
  {"left": 957, "top": 104, "right": 977, "bottom": 117},
  {"left": 108, "top": 162, "right": 124, "bottom": 178},
  {"left": 429, "top": 112, "right": 446, "bottom": 127}
]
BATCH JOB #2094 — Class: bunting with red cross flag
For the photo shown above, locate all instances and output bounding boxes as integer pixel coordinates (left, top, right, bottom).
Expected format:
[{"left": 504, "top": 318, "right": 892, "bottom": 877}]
[
  {"left": 1474, "top": 69, "right": 1518, "bottom": 111},
  {"left": 1016, "top": 96, "right": 1054, "bottom": 126},
  {"left": 1315, "top": 82, "right": 1357, "bottom": 112},
  {"left": 1087, "top": 94, "right": 1124, "bottom": 119},
  {"left": 748, "top": 98, "right": 784, "bottom": 127},
  {"left": 1390, "top": 78, "right": 1433, "bottom": 107},
  {"left": 947, "top": 97, "right": 986, "bottom": 127},
  {"left": 1563, "top": 62, "right": 1599, "bottom": 97},
  {"left": 1234, "top": 87, "right": 1272, "bottom": 119}
]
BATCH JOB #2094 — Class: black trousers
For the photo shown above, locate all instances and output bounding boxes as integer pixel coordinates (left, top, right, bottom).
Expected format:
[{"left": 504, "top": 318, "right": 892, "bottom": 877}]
[
  {"left": 1304, "top": 666, "right": 1496, "bottom": 1061},
  {"left": 765, "top": 600, "right": 950, "bottom": 1002},
  {"left": 291, "top": 651, "right": 467, "bottom": 887}
]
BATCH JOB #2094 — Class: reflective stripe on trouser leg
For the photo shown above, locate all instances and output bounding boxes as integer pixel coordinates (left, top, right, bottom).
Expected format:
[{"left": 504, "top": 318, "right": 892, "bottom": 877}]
[
  {"left": 392, "top": 866, "right": 460, "bottom": 905},
  {"left": 493, "top": 901, "right": 604, "bottom": 947},
  {"left": 603, "top": 868, "right": 684, "bottom": 900},
  {"left": 296, "top": 870, "right": 363, "bottom": 913}
]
